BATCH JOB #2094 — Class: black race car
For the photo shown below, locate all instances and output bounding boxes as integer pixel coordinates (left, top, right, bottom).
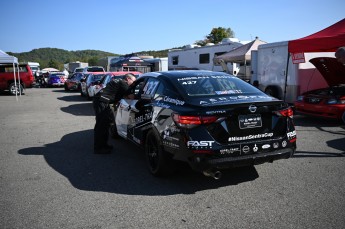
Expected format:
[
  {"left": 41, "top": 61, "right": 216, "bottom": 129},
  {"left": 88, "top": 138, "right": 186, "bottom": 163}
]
[{"left": 112, "top": 70, "right": 296, "bottom": 179}]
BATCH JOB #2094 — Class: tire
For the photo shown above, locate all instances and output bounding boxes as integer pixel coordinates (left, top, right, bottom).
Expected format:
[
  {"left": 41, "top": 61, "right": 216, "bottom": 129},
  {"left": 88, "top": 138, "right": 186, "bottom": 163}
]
[
  {"left": 145, "top": 130, "right": 174, "bottom": 177},
  {"left": 8, "top": 83, "right": 24, "bottom": 95},
  {"left": 342, "top": 111, "right": 345, "bottom": 124},
  {"left": 265, "top": 87, "right": 279, "bottom": 99},
  {"left": 64, "top": 84, "right": 70, "bottom": 91}
]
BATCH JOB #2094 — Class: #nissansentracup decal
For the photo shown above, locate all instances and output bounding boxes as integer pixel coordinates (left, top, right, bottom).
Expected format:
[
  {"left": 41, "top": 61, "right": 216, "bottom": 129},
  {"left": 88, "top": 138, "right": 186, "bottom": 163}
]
[{"left": 228, "top": 133, "right": 273, "bottom": 142}]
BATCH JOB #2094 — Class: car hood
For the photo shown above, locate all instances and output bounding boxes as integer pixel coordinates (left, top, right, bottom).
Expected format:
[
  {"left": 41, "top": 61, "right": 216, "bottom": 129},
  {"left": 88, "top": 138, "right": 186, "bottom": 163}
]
[{"left": 309, "top": 57, "right": 345, "bottom": 86}]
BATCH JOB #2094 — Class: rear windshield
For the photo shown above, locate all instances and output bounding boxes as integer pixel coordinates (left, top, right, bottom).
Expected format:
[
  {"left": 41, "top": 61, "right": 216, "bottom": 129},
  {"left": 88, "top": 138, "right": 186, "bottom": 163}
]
[
  {"left": 51, "top": 73, "right": 65, "bottom": 77},
  {"left": 175, "top": 75, "right": 264, "bottom": 96},
  {"left": 91, "top": 74, "right": 105, "bottom": 81},
  {"left": 87, "top": 67, "right": 104, "bottom": 72}
]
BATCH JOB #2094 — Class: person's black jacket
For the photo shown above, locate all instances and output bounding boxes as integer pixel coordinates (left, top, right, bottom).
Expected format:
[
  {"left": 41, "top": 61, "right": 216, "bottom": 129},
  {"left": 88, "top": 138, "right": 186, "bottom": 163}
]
[{"left": 94, "top": 78, "right": 129, "bottom": 104}]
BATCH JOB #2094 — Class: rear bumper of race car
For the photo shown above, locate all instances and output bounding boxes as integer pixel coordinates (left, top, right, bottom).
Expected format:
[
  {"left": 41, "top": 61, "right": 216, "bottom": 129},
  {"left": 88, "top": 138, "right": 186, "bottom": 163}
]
[{"left": 188, "top": 147, "right": 295, "bottom": 172}]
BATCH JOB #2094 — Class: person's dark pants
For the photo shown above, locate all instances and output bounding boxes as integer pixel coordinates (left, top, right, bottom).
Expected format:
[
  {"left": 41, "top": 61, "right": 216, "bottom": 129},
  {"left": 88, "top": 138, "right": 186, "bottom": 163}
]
[{"left": 93, "top": 98, "right": 113, "bottom": 149}]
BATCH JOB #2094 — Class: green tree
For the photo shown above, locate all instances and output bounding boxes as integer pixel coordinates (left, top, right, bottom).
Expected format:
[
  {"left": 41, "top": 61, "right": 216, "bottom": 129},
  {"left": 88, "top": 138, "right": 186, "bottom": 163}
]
[
  {"left": 88, "top": 57, "right": 99, "bottom": 66},
  {"left": 48, "top": 59, "right": 59, "bottom": 69},
  {"left": 196, "top": 27, "right": 235, "bottom": 46}
]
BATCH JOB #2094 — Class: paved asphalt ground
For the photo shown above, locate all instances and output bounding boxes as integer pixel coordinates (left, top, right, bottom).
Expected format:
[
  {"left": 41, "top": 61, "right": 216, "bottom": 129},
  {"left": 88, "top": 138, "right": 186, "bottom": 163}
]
[{"left": 1, "top": 88, "right": 345, "bottom": 229}]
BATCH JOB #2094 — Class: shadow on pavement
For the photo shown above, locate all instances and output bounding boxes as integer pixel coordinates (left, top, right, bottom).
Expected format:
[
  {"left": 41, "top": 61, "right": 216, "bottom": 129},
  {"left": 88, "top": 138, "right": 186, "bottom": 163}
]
[
  {"left": 294, "top": 114, "right": 343, "bottom": 128},
  {"left": 58, "top": 94, "right": 90, "bottom": 102},
  {"left": 60, "top": 104, "right": 95, "bottom": 116},
  {"left": 18, "top": 129, "right": 259, "bottom": 195}
]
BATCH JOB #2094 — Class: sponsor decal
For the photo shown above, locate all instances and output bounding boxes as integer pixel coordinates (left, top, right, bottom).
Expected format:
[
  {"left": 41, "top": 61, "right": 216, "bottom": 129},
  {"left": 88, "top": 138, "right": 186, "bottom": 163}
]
[
  {"left": 262, "top": 144, "right": 271, "bottom": 149},
  {"left": 181, "top": 81, "right": 197, "bottom": 85},
  {"left": 135, "top": 112, "right": 153, "bottom": 125},
  {"left": 242, "top": 145, "right": 250, "bottom": 154},
  {"left": 199, "top": 95, "right": 271, "bottom": 105},
  {"left": 163, "top": 129, "right": 179, "bottom": 141},
  {"left": 163, "top": 141, "right": 179, "bottom": 148},
  {"left": 215, "top": 90, "right": 242, "bottom": 95},
  {"left": 220, "top": 147, "right": 240, "bottom": 155},
  {"left": 273, "top": 142, "right": 279, "bottom": 149},
  {"left": 163, "top": 96, "right": 185, "bottom": 106},
  {"left": 228, "top": 133, "right": 273, "bottom": 142},
  {"left": 206, "top": 110, "right": 226, "bottom": 115},
  {"left": 187, "top": 141, "right": 214, "bottom": 148},
  {"left": 253, "top": 144, "right": 259, "bottom": 152},
  {"left": 282, "top": 140, "right": 287, "bottom": 148},
  {"left": 287, "top": 130, "right": 296, "bottom": 140}
]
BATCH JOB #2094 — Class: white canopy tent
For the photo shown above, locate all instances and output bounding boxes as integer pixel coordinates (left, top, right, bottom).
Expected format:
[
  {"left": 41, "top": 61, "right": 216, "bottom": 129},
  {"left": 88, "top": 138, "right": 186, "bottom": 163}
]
[{"left": 0, "top": 50, "right": 21, "bottom": 99}]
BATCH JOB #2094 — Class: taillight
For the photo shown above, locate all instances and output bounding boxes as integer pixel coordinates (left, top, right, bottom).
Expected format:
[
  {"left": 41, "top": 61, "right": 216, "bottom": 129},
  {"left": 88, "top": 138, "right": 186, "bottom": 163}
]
[
  {"left": 274, "top": 107, "right": 294, "bottom": 118},
  {"left": 172, "top": 114, "right": 218, "bottom": 128}
]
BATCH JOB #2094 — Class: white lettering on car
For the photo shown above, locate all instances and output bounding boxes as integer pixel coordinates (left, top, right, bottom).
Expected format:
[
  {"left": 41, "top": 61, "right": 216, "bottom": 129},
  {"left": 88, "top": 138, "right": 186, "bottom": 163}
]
[
  {"left": 163, "top": 96, "right": 185, "bottom": 106},
  {"left": 187, "top": 141, "right": 214, "bottom": 147},
  {"left": 287, "top": 130, "right": 296, "bottom": 139},
  {"left": 228, "top": 133, "right": 274, "bottom": 142}
]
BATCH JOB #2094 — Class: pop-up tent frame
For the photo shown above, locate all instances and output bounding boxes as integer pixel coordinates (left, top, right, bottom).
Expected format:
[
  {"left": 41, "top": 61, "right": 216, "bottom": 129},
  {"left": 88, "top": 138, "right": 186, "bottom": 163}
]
[{"left": 0, "top": 50, "right": 21, "bottom": 99}]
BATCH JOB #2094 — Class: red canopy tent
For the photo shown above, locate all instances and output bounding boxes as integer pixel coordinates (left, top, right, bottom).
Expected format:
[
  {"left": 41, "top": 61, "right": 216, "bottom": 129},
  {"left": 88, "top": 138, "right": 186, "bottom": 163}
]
[
  {"left": 288, "top": 18, "right": 345, "bottom": 54},
  {"left": 280, "top": 18, "right": 345, "bottom": 101}
]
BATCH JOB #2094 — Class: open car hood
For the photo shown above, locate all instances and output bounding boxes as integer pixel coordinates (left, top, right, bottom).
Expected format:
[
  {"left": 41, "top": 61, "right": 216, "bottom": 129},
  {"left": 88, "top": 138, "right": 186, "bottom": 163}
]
[{"left": 309, "top": 57, "right": 345, "bottom": 86}]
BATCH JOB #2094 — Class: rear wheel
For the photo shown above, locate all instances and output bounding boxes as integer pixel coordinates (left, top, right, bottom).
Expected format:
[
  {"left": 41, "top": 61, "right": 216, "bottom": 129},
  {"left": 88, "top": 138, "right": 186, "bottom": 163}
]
[
  {"left": 145, "top": 130, "right": 174, "bottom": 177},
  {"left": 9, "top": 83, "right": 24, "bottom": 95}
]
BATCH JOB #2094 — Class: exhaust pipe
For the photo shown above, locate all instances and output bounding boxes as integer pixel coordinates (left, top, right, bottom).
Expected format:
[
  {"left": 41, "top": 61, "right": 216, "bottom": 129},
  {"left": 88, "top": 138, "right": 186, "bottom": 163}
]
[{"left": 203, "top": 170, "right": 222, "bottom": 180}]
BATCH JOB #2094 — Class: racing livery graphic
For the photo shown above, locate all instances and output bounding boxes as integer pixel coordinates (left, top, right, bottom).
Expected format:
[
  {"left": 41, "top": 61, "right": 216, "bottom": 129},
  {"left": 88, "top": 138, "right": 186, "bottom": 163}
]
[{"left": 112, "top": 70, "right": 296, "bottom": 179}]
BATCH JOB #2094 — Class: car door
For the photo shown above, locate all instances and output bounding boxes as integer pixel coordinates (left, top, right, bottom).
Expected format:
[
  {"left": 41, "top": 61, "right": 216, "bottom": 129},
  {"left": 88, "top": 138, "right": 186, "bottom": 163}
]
[
  {"left": 115, "top": 77, "right": 161, "bottom": 142},
  {"left": 115, "top": 78, "right": 146, "bottom": 139}
]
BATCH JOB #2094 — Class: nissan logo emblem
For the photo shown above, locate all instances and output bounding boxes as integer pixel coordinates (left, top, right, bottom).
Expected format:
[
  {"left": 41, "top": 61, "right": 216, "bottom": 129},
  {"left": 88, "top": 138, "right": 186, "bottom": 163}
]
[{"left": 249, "top": 104, "right": 257, "bottom": 113}]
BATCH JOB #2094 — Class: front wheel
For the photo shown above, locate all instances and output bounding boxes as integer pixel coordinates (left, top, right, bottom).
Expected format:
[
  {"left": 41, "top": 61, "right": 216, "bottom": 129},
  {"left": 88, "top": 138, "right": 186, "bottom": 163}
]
[
  {"left": 9, "top": 83, "right": 24, "bottom": 95},
  {"left": 145, "top": 130, "right": 174, "bottom": 177}
]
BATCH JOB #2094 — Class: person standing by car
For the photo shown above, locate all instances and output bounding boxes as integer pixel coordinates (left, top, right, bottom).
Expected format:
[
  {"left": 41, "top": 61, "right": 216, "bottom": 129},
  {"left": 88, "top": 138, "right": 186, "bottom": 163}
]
[
  {"left": 92, "top": 73, "right": 137, "bottom": 154},
  {"left": 335, "top": 47, "right": 345, "bottom": 65}
]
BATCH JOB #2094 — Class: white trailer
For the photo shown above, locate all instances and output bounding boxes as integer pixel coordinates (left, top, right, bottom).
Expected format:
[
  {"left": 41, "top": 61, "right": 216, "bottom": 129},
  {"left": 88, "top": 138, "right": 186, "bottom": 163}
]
[
  {"left": 143, "top": 57, "right": 168, "bottom": 71},
  {"left": 168, "top": 38, "right": 244, "bottom": 74},
  {"left": 251, "top": 41, "right": 335, "bottom": 103},
  {"left": 27, "top": 62, "right": 40, "bottom": 77}
]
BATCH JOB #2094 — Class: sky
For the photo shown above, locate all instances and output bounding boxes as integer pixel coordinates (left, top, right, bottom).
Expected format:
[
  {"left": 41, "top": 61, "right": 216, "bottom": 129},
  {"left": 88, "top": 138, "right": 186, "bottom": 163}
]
[{"left": 0, "top": 0, "right": 344, "bottom": 55}]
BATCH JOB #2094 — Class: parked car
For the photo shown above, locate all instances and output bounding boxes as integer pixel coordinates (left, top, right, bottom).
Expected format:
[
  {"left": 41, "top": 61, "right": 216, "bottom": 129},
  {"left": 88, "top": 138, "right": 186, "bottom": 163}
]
[
  {"left": 80, "top": 72, "right": 106, "bottom": 99},
  {"left": 46, "top": 72, "right": 66, "bottom": 87},
  {"left": 294, "top": 57, "right": 345, "bottom": 123},
  {"left": 0, "top": 63, "right": 35, "bottom": 95},
  {"left": 89, "top": 71, "right": 141, "bottom": 97},
  {"left": 82, "top": 66, "right": 105, "bottom": 73},
  {"left": 112, "top": 70, "right": 296, "bottom": 178},
  {"left": 64, "top": 73, "right": 84, "bottom": 91}
]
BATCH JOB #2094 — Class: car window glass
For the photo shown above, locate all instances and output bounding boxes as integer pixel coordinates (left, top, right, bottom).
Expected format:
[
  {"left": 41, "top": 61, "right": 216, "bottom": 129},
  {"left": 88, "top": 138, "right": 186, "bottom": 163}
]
[
  {"left": 142, "top": 78, "right": 160, "bottom": 98},
  {"left": 176, "top": 75, "right": 263, "bottom": 96}
]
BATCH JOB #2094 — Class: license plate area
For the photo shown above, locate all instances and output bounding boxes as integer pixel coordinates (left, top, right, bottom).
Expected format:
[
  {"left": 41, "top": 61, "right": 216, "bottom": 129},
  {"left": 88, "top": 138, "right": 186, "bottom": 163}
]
[{"left": 238, "top": 114, "right": 262, "bottom": 129}]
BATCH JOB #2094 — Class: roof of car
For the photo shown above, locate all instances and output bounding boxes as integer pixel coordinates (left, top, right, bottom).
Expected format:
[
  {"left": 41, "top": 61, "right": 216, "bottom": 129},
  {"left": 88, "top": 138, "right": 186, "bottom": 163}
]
[{"left": 140, "top": 70, "right": 231, "bottom": 81}]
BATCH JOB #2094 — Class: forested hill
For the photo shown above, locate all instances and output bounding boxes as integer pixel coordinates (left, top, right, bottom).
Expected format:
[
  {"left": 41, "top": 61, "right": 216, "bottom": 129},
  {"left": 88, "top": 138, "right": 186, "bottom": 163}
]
[
  {"left": 7, "top": 48, "right": 117, "bottom": 69},
  {"left": 7, "top": 47, "right": 172, "bottom": 69}
]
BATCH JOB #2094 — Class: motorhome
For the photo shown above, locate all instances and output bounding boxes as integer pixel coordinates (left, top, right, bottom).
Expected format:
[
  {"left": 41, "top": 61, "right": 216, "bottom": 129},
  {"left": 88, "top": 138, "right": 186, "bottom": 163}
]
[
  {"left": 251, "top": 41, "right": 335, "bottom": 103},
  {"left": 168, "top": 38, "right": 245, "bottom": 74}
]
